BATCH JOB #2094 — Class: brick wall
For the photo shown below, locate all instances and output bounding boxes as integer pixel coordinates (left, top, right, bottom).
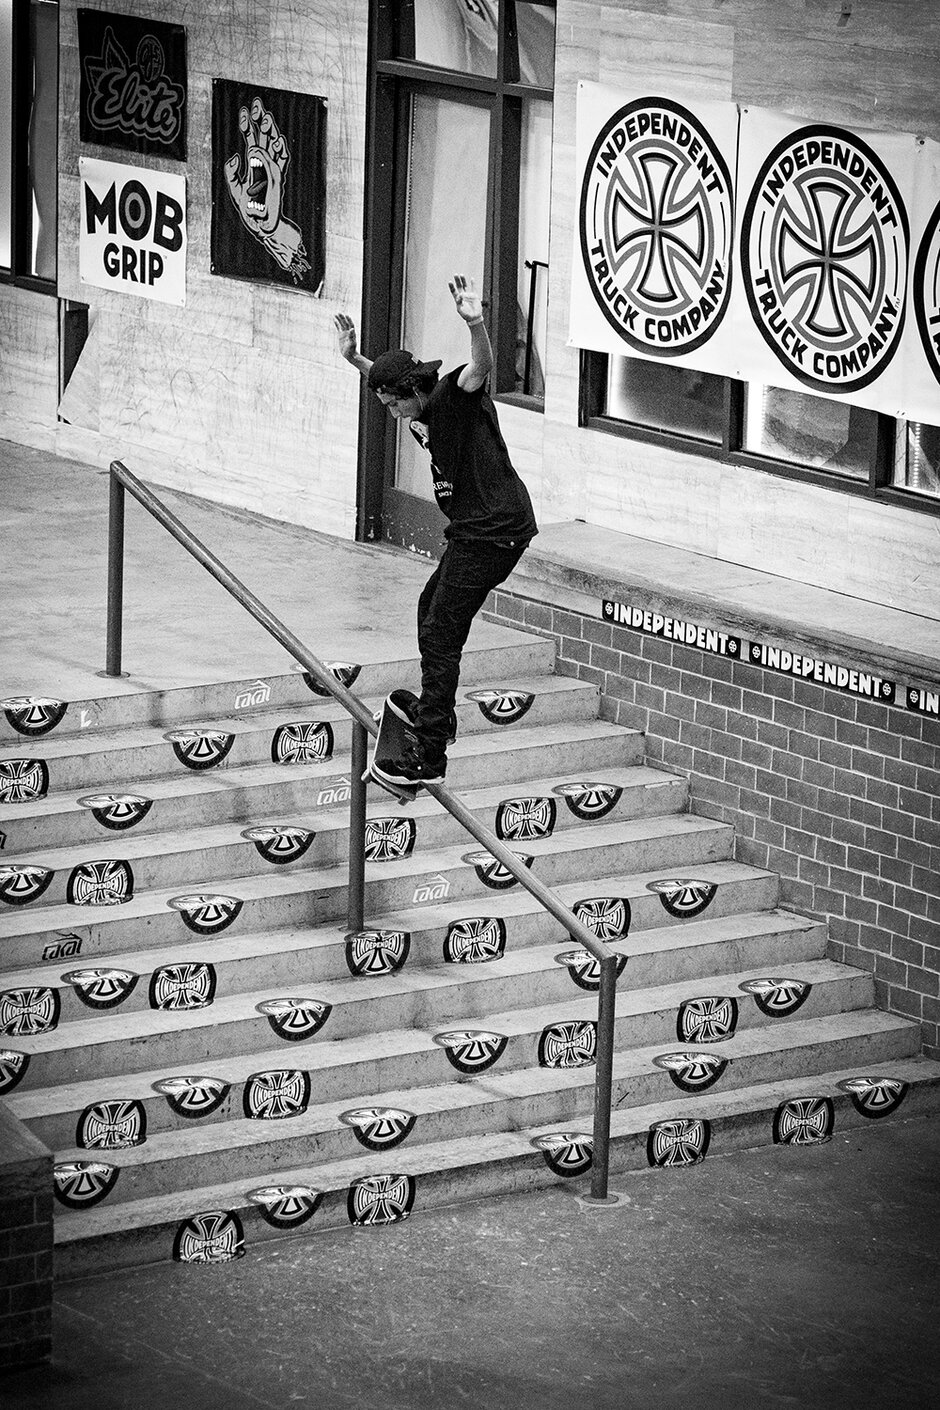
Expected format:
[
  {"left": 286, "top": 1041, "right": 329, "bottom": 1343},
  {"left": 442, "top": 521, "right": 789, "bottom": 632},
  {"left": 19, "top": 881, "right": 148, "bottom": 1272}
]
[
  {"left": 487, "top": 588, "right": 940, "bottom": 1060},
  {"left": 0, "top": 1103, "right": 53, "bottom": 1370}
]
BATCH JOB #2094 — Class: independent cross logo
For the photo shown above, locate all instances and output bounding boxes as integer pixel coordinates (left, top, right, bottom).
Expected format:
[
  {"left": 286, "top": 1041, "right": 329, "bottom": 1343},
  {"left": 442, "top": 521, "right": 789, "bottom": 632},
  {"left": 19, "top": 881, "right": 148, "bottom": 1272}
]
[
  {"left": 914, "top": 195, "right": 940, "bottom": 386},
  {"left": 742, "top": 125, "right": 908, "bottom": 392},
  {"left": 580, "top": 97, "right": 733, "bottom": 355}
]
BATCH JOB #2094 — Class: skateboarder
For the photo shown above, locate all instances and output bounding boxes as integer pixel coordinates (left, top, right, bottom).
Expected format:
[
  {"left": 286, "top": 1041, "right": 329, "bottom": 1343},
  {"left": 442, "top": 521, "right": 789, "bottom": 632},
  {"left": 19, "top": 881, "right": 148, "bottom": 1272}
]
[{"left": 335, "top": 274, "right": 537, "bottom": 787}]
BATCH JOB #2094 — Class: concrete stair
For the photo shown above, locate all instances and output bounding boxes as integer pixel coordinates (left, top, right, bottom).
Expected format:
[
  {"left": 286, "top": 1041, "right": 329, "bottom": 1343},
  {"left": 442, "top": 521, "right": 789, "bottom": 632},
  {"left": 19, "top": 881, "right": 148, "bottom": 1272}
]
[{"left": 1, "top": 642, "right": 936, "bottom": 1274}]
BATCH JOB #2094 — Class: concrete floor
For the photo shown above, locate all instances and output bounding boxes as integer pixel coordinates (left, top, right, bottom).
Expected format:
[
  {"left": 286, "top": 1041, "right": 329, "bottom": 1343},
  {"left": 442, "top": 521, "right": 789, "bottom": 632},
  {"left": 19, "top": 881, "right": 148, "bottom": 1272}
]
[
  {"left": 2, "top": 439, "right": 938, "bottom": 1409},
  {"left": 3, "top": 1117, "right": 938, "bottom": 1410}
]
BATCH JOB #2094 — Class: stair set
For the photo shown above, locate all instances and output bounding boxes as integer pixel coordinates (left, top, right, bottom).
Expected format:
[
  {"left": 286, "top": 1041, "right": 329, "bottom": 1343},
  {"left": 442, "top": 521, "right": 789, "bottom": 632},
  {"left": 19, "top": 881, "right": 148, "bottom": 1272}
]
[{"left": 1, "top": 635, "right": 937, "bottom": 1275}]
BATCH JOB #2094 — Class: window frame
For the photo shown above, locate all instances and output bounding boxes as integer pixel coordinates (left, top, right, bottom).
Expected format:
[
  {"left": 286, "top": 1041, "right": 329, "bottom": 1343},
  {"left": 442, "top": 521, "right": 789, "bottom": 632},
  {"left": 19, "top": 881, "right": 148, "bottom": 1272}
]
[
  {"left": 579, "top": 349, "right": 940, "bottom": 519},
  {"left": 0, "top": 0, "right": 58, "bottom": 295},
  {"left": 370, "top": 1, "right": 554, "bottom": 414}
]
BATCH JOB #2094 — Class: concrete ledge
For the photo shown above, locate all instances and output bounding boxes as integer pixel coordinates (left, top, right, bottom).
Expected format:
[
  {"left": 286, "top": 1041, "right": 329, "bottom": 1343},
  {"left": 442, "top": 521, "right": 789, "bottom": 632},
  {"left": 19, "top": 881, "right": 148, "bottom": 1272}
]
[
  {"left": 0, "top": 1101, "right": 53, "bottom": 1371},
  {"left": 513, "top": 522, "right": 940, "bottom": 682}
]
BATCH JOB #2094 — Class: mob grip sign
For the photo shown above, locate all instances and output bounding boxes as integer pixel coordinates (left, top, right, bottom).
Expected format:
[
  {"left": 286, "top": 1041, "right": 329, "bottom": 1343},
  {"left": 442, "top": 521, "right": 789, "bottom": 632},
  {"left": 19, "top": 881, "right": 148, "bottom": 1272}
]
[{"left": 79, "top": 157, "right": 186, "bottom": 305}]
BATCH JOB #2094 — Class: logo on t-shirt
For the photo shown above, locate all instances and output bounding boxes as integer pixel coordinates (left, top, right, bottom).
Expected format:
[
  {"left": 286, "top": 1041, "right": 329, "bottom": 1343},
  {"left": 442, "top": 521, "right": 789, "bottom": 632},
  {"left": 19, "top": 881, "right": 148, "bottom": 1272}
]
[{"left": 410, "top": 420, "right": 453, "bottom": 512}]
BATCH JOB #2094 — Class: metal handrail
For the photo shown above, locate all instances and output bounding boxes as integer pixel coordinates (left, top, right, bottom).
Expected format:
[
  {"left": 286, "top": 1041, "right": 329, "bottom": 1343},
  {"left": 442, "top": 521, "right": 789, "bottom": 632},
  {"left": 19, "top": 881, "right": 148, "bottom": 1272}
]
[{"left": 105, "top": 460, "right": 620, "bottom": 1199}]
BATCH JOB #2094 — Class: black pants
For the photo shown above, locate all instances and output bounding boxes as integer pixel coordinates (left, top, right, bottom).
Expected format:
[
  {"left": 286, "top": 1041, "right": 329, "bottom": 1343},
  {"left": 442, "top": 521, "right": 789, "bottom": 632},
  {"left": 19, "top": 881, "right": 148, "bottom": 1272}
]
[{"left": 413, "top": 537, "right": 528, "bottom": 758}]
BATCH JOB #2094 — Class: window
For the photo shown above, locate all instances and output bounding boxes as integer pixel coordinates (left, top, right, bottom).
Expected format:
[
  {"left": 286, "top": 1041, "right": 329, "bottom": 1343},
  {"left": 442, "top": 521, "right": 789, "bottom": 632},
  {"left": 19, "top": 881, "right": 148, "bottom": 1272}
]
[
  {"left": 1, "top": 0, "right": 58, "bottom": 291},
  {"left": 372, "top": 0, "right": 555, "bottom": 407},
  {"left": 582, "top": 352, "right": 940, "bottom": 512}
]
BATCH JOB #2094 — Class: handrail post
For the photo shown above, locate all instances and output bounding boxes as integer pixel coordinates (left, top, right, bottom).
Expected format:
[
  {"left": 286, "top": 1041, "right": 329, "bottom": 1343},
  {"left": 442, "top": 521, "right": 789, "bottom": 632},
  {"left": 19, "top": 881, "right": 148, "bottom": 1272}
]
[
  {"left": 346, "top": 720, "right": 369, "bottom": 933},
  {"left": 105, "top": 471, "right": 125, "bottom": 676},
  {"left": 589, "top": 954, "right": 618, "bottom": 1201}
]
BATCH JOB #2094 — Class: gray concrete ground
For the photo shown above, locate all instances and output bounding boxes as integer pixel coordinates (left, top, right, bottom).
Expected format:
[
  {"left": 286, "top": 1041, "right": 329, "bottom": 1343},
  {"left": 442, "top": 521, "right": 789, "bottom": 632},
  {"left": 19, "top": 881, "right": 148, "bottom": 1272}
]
[
  {"left": 2, "top": 1117, "right": 939, "bottom": 1410},
  {"left": 1, "top": 439, "right": 938, "bottom": 1410}
]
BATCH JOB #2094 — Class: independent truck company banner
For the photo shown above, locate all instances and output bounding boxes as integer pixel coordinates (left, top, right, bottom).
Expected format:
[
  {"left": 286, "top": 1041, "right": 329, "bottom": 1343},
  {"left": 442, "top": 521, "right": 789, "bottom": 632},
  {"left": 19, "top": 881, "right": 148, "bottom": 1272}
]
[
  {"left": 79, "top": 157, "right": 187, "bottom": 305},
  {"left": 571, "top": 81, "right": 940, "bottom": 424},
  {"left": 574, "top": 83, "right": 740, "bottom": 372}
]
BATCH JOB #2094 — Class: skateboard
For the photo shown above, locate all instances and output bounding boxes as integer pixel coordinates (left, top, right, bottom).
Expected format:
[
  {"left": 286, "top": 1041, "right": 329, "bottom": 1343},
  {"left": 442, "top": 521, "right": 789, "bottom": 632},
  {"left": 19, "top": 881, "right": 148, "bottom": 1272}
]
[{"left": 363, "top": 691, "right": 420, "bottom": 804}]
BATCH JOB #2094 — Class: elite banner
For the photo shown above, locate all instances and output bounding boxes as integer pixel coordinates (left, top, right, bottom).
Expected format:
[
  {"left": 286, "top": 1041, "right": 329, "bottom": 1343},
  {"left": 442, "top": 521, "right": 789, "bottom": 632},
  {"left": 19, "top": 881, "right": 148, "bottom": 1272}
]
[
  {"left": 570, "top": 81, "right": 940, "bottom": 425},
  {"left": 77, "top": 9, "right": 187, "bottom": 162}
]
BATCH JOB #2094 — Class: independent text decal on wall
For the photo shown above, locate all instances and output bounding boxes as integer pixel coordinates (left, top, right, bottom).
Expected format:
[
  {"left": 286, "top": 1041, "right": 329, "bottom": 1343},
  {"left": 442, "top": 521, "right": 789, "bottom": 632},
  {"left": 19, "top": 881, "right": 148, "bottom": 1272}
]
[
  {"left": 602, "top": 601, "right": 741, "bottom": 657},
  {"left": 599, "top": 600, "right": 939, "bottom": 712},
  {"left": 570, "top": 82, "right": 940, "bottom": 424},
  {"left": 78, "top": 10, "right": 187, "bottom": 162},
  {"left": 211, "top": 81, "right": 326, "bottom": 292},
  {"left": 79, "top": 158, "right": 186, "bottom": 305},
  {"left": 747, "top": 642, "right": 896, "bottom": 703}
]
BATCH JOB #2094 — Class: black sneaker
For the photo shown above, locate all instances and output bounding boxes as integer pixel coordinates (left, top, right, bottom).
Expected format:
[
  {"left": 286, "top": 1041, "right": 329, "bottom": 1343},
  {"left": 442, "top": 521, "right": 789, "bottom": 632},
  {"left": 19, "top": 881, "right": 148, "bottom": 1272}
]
[
  {"left": 373, "top": 747, "right": 446, "bottom": 787},
  {"left": 388, "top": 690, "right": 457, "bottom": 745}
]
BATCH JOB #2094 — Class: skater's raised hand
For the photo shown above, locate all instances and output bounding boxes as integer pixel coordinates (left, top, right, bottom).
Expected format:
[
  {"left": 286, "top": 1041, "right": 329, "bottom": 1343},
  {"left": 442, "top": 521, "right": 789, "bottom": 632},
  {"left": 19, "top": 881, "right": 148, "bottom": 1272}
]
[
  {"left": 334, "top": 312, "right": 359, "bottom": 363},
  {"left": 448, "top": 274, "right": 484, "bottom": 325}
]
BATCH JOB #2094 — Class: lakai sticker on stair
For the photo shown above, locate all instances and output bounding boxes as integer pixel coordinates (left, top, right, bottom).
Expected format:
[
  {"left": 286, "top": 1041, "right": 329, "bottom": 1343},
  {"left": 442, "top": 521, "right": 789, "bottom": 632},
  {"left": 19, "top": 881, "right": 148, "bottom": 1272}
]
[
  {"left": 247, "top": 1184, "right": 323, "bottom": 1228},
  {"left": 538, "top": 1020, "right": 597, "bottom": 1069},
  {"left": 271, "top": 721, "right": 334, "bottom": 764},
  {"left": 466, "top": 688, "right": 535, "bottom": 724},
  {"left": 53, "top": 1160, "right": 119, "bottom": 1210},
  {"left": 677, "top": 996, "right": 738, "bottom": 1044},
  {"left": 298, "top": 661, "right": 361, "bottom": 696},
  {"left": 647, "top": 878, "right": 717, "bottom": 918},
  {"left": 77, "top": 1098, "right": 147, "bottom": 1149},
  {"left": 173, "top": 1209, "right": 245, "bottom": 1263},
  {"left": 340, "top": 1106, "right": 417, "bottom": 1151},
  {"left": 0, "top": 863, "right": 54, "bottom": 906},
  {"left": 67, "top": 860, "right": 134, "bottom": 906},
  {"left": 77, "top": 793, "right": 154, "bottom": 831},
  {"left": 0, "top": 696, "right": 68, "bottom": 736},
  {"left": 837, "top": 1076, "right": 909, "bottom": 1120},
  {"left": 572, "top": 896, "right": 631, "bottom": 940},
  {"left": 443, "top": 917, "right": 507, "bottom": 964},
  {"left": 256, "top": 996, "right": 332, "bottom": 1041},
  {"left": 0, "top": 987, "right": 60, "bottom": 1036},
  {"left": 168, "top": 893, "right": 244, "bottom": 935},
  {"left": 532, "top": 1131, "right": 594, "bottom": 1178},
  {"left": 241, "top": 824, "right": 315, "bottom": 864},
  {"left": 0, "top": 1048, "right": 29, "bottom": 1094},
  {"left": 739, "top": 977, "right": 812, "bottom": 1017},
  {"left": 0, "top": 759, "right": 49, "bottom": 803},
  {"left": 553, "top": 782, "right": 623, "bottom": 821},
  {"left": 149, "top": 962, "right": 217, "bottom": 1011},
  {"left": 62, "top": 967, "right": 139, "bottom": 1010},
  {"left": 243, "top": 1069, "right": 311, "bottom": 1119},
  {"left": 233, "top": 680, "right": 271, "bottom": 710},
  {"left": 365, "top": 817, "right": 417, "bottom": 862},
  {"left": 773, "top": 1097, "right": 834, "bottom": 1145},
  {"left": 434, "top": 1028, "right": 508, "bottom": 1074},
  {"left": 495, "top": 797, "right": 556, "bottom": 841},
  {"left": 164, "top": 728, "right": 236, "bottom": 771},
  {"left": 462, "top": 849, "right": 533, "bottom": 890},
  {"left": 344, "top": 929, "right": 411, "bottom": 977},
  {"left": 653, "top": 1050, "right": 729, "bottom": 1092},
  {"left": 152, "top": 1075, "right": 231, "bottom": 1119},
  {"left": 647, "top": 1118, "right": 711, "bottom": 1167},
  {"left": 553, "top": 948, "right": 627, "bottom": 992},
  {"left": 347, "top": 1173, "right": 416, "bottom": 1226},
  {"left": 42, "top": 933, "right": 82, "bottom": 963}
]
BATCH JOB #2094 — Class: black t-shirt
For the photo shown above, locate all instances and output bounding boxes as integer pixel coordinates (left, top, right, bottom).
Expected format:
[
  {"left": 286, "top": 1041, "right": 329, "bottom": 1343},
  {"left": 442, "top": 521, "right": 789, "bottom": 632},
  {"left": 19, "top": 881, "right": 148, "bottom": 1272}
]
[{"left": 409, "top": 368, "right": 538, "bottom": 546}]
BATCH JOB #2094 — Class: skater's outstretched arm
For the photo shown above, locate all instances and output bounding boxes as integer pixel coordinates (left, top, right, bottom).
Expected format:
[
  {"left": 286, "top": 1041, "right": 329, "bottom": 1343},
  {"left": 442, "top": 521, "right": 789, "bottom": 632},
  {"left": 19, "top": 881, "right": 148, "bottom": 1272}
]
[
  {"left": 334, "top": 313, "right": 373, "bottom": 379},
  {"left": 449, "top": 274, "right": 492, "bottom": 392}
]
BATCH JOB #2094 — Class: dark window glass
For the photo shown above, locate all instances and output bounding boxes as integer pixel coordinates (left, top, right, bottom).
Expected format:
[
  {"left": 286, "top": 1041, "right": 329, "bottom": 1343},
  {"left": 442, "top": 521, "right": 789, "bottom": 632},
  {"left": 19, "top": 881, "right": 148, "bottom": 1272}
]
[{"left": 604, "top": 356, "right": 725, "bottom": 443}]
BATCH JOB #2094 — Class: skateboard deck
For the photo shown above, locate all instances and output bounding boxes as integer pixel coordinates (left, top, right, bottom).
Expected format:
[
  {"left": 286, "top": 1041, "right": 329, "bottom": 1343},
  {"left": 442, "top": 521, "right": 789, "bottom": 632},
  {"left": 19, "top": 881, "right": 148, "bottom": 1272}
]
[{"left": 363, "top": 692, "right": 420, "bottom": 804}]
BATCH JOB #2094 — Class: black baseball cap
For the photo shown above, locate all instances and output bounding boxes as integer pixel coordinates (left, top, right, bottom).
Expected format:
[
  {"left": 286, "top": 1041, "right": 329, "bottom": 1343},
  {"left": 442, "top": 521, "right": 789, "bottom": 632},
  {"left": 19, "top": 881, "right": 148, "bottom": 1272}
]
[{"left": 367, "top": 349, "right": 442, "bottom": 393}]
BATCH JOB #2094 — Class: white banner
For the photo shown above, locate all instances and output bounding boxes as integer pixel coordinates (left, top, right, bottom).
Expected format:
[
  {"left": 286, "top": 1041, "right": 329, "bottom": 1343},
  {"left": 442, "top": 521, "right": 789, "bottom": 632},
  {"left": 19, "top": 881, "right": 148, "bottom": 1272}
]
[
  {"left": 734, "top": 108, "right": 928, "bottom": 420},
  {"left": 570, "top": 83, "right": 940, "bottom": 425},
  {"left": 570, "top": 82, "right": 740, "bottom": 371},
  {"left": 79, "top": 157, "right": 187, "bottom": 305}
]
